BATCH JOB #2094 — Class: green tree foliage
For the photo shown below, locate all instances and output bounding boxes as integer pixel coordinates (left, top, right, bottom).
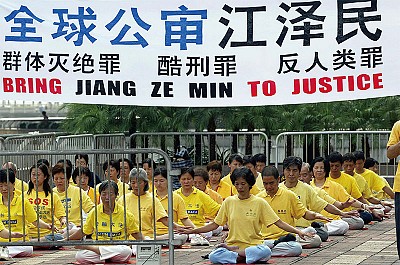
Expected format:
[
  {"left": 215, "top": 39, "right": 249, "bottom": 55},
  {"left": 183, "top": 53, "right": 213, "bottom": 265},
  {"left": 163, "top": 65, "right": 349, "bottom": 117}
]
[{"left": 62, "top": 97, "right": 400, "bottom": 135}]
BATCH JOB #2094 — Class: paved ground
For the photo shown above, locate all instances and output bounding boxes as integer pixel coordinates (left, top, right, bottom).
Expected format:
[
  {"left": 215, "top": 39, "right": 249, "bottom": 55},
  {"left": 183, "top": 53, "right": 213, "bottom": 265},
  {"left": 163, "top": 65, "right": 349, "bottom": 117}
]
[{"left": 3, "top": 211, "right": 400, "bottom": 265}]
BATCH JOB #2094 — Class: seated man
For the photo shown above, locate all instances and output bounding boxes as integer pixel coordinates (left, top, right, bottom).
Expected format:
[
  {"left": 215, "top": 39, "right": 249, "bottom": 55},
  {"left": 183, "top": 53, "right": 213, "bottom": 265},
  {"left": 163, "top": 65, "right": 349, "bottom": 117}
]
[
  {"left": 258, "top": 167, "right": 328, "bottom": 256},
  {"left": 354, "top": 151, "right": 395, "bottom": 200},
  {"left": 280, "top": 156, "right": 358, "bottom": 237}
]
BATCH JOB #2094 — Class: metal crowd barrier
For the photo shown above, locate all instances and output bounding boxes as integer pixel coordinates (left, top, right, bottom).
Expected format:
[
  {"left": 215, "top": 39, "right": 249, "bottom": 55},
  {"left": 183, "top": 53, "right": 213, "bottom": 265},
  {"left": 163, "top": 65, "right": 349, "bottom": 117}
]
[
  {"left": 273, "top": 131, "right": 395, "bottom": 176},
  {"left": 0, "top": 137, "right": 4, "bottom": 151},
  {"left": 0, "top": 148, "right": 175, "bottom": 264},
  {"left": 130, "top": 131, "right": 269, "bottom": 166}
]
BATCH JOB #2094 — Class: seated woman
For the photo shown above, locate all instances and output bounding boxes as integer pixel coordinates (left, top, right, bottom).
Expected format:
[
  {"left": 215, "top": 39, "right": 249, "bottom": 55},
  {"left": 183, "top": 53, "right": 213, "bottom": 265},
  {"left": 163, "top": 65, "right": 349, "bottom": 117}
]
[
  {"left": 179, "top": 167, "right": 312, "bottom": 264},
  {"left": 118, "top": 168, "right": 183, "bottom": 252},
  {"left": 25, "top": 163, "right": 66, "bottom": 243},
  {"left": 0, "top": 169, "right": 55, "bottom": 258},
  {"left": 175, "top": 167, "right": 221, "bottom": 245},
  {"left": 72, "top": 167, "right": 98, "bottom": 204},
  {"left": 69, "top": 180, "right": 142, "bottom": 264},
  {"left": 206, "top": 160, "right": 233, "bottom": 200},
  {"left": 153, "top": 167, "right": 195, "bottom": 245}
]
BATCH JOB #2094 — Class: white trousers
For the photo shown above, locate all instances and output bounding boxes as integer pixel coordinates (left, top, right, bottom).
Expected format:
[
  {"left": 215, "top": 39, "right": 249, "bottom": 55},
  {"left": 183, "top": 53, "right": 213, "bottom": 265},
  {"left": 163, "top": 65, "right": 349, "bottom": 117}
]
[{"left": 76, "top": 245, "right": 132, "bottom": 264}]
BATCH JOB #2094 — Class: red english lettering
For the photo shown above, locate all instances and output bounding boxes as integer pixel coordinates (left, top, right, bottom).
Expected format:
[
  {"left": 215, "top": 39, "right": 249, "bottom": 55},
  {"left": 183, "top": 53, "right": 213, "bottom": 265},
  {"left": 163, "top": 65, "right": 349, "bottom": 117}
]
[
  {"left": 373, "top": 73, "right": 383, "bottom": 89},
  {"left": 3, "top": 78, "right": 13, "bottom": 92},
  {"left": 248, "top": 81, "right": 260, "bottom": 97},
  {"left": 319, "top": 77, "right": 332, "bottom": 93},
  {"left": 357, "top": 74, "right": 370, "bottom": 90},
  {"left": 262, "top": 80, "right": 276, "bottom": 96}
]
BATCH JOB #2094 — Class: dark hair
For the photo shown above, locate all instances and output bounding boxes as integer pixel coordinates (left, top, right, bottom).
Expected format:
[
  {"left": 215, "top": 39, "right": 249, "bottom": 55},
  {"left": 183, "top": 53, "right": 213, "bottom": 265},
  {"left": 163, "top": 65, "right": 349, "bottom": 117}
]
[
  {"left": 118, "top": 158, "right": 134, "bottom": 171},
  {"left": 57, "top": 159, "right": 73, "bottom": 169},
  {"left": 254, "top": 153, "right": 267, "bottom": 164},
  {"left": 72, "top": 167, "right": 93, "bottom": 184},
  {"left": 194, "top": 167, "right": 209, "bottom": 182},
  {"left": 243, "top": 155, "right": 256, "bottom": 167},
  {"left": 143, "top": 158, "right": 156, "bottom": 169},
  {"left": 0, "top": 169, "right": 15, "bottom": 184},
  {"left": 153, "top": 167, "right": 167, "bottom": 179},
  {"left": 283, "top": 156, "right": 302, "bottom": 171},
  {"left": 353, "top": 151, "right": 365, "bottom": 161},
  {"left": 342, "top": 153, "right": 356, "bottom": 164},
  {"left": 99, "top": 180, "right": 118, "bottom": 195},
  {"left": 36, "top": 159, "right": 50, "bottom": 168},
  {"left": 327, "top": 151, "right": 343, "bottom": 164},
  {"left": 261, "top": 166, "right": 279, "bottom": 180},
  {"left": 52, "top": 163, "right": 72, "bottom": 180},
  {"left": 310, "top": 157, "right": 330, "bottom": 178},
  {"left": 74, "top": 154, "right": 89, "bottom": 164},
  {"left": 28, "top": 164, "right": 52, "bottom": 197},
  {"left": 228, "top": 154, "right": 243, "bottom": 165},
  {"left": 364, "top": 157, "right": 379, "bottom": 169},
  {"left": 102, "top": 160, "right": 120, "bottom": 172},
  {"left": 179, "top": 167, "right": 195, "bottom": 180},
  {"left": 230, "top": 167, "right": 255, "bottom": 188},
  {"left": 206, "top": 160, "right": 222, "bottom": 172}
]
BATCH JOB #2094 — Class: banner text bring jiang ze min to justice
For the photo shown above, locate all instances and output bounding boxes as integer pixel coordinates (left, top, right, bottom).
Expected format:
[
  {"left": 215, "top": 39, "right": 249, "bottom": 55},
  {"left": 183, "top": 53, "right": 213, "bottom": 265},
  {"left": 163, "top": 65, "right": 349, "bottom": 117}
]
[{"left": 0, "top": 0, "right": 398, "bottom": 107}]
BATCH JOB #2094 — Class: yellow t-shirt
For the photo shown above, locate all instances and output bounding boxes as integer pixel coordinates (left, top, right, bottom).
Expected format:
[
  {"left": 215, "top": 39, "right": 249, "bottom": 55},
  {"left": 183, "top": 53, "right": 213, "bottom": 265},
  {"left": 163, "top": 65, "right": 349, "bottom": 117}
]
[
  {"left": 53, "top": 185, "right": 95, "bottom": 226},
  {"left": 255, "top": 172, "right": 265, "bottom": 191},
  {"left": 174, "top": 187, "right": 220, "bottom": 227},
  {"left": 351, "top": 172, "right": 373, "bottom": 199},
  {"left": 387, "top": 120, "right": 400, "bottom": 192},
  {"left": 257, "top": 188, "right": 306, "bottom": 240},
  {"left": 311, "top": 186, "right": 337, "bottom": 204},
  {"left": 204, "top": 187, "right": 223, "bottom": 204},
  {"left": 25, "top": 190, "right": 65, "bottom": 238},
  {"left": 96, "top": 179, "right": 130, "bottom": 201},
  {"left": 359, "top": 169, "right": 387, "bottom": 196},
  {"left": 118, "top": 192, "right": 167, "bottom": 238},
  {"left": 0, "top": 190, "right": 37, "bottom": 242},
  {"left": 214, "top": 195, "right": 279, "bottom": 250},
  {"left": 310, "top": 179, "right": 351, "bottom": 219},
  {"left": 221, "top": 173, "right": 261, "bottom": 195},
  {"left": 280, "top": 181, "right": 328, "bottom": 227},
  {"left": 329, "top": 172, "right": 362, "bottom": 200},
  {"left": 84, "top": 203, "right": 139, "bottom": 241},
  {"left": 155, "top": 192, "right": 188, "bottom": 236},
  {"left": 14, "top": 178, "right": 29, "bottom": 192},
  {"left": 375, "top": 177, "right": 393, "bottom": 200},
  {"left": 207, "top": 180, "right": 233, "bottom": 200}
]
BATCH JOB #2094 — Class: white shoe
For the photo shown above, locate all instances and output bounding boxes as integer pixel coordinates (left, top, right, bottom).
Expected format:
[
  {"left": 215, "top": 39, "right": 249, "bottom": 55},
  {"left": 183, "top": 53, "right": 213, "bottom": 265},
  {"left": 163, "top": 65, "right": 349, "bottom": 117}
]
[
  {"left": 0, "top": 247, "right": 10, "bottom": 261},
  {"left": 190, "top": 234, "right": 210, "bottom": 246}
]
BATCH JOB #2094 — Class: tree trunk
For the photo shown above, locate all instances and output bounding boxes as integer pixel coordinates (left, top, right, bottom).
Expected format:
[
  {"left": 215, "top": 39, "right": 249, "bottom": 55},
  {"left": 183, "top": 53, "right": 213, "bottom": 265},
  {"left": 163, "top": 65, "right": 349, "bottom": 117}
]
[
  {"left": 208, "top": 117, "right": 217, "bottom": 161},
  {"left": 246, "top": 124, "right": 254, "bottom": 155}
]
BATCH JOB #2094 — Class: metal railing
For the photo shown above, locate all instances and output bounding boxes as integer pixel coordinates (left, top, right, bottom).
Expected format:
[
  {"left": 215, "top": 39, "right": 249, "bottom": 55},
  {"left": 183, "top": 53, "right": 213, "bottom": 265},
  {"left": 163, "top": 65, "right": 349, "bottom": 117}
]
[
  {"left": 0, "top": 148, "right": 175, "bottom": 264},
  {"left": 130, "top": 131, "right": 269, "bottom": 166},
  {"left": 273, "top": 131, "right": 395, "bottom": 176}
]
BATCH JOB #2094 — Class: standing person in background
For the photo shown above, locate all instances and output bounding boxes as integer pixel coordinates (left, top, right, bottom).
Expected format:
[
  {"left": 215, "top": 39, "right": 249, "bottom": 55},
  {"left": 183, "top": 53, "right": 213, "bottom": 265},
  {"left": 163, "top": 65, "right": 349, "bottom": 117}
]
[{"left": 386, "top": 120, "right": 400, "bottom": 258}]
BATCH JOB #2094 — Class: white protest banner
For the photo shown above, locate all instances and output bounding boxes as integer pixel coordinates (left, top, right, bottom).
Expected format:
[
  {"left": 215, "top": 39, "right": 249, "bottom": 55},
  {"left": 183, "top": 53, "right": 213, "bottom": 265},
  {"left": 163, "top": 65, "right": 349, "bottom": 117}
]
[{"left": 0, "top": 1, "right": 398, "bottom": 107}]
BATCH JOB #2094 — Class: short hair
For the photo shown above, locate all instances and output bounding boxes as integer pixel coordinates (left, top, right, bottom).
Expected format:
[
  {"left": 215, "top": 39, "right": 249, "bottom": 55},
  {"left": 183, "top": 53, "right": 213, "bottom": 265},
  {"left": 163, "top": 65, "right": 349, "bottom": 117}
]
[
  {"left": 129, "top": 168, "right": 149, "bottom": 191},
  {"left": 206, "top": 160, "right": 222, "bottom": 172},
  {"left": 72, "top": 167, "right": 92, "bottom": 184},
  {"left": 143, "top": 158, "right": 156, "bottom": 169},
  {"left": 36, "top": 159, "right": 50, "bottom": 168},
  {"left": 52, "top": 163, "right": 72, "bottom": 180},
  {"left": 228, "top": 154, "right": 243, "bottom": 165},
  {"left": 327, "top": 151, "right": 343, "bottom": 164},
  {"left": 179, "top": 167, "right": 195, "bottom": 179},
  {"left": 75, "top": 154, "right": 89, "bottom": 164},
  {"left": 262, "top": 166, "right": 279, "bottom": 180},
  {"left": 254, "top": 153, "right": 267, "bottom": 164},
  {"left": 153, "top": 167, "right": 167, "bottom": 179},
  {"left": 118, "top": 158, "right": 134, "bottom": 171},
  {"left": 194, "top": 167, "right": 209, "bottom": 182},
  {"left": 310, "top": 157, "right": 330, "bottom": 178},
  {"left": 57, "top": 159, "right": 73, "bottom": 170},
  {"left": 283, "top": 156, "right": 302, "bottom": 171},
  {"left": 2, "top": 162, "right": 17, "bottom": 174},
  {"left": 364, "top": 157, "right": 379, "bottom": 168},
  {"left": 99, "top": 180, "right": 118, "bottom": 195},
  {"left": 353, "top": 151, "right": 365, "bottom": 161},
  {"left": 0, "top": 169, "right": 15, "bottom": 184},
  {"left": 230, "top": 167, "right": 255, "bottom": 188},
  {"left": 243, "top": 155, "right": 256, "bottom": 167},
  {"left": 343, "top": 153, "right": 356, "bottom": 163},
  {"left": 102, "top": 160, "right": 120, "bottom": 172},
  {"left": 302, "top": 162, "right": 310, "bottom": 171}
]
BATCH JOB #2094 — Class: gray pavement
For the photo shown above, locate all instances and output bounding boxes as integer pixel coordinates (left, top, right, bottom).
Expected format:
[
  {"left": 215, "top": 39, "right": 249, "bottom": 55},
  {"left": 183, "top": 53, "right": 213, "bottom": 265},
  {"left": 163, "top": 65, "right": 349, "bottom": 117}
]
[{"left": 4, "top": 212, "right": 400, "bottom": 265}]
